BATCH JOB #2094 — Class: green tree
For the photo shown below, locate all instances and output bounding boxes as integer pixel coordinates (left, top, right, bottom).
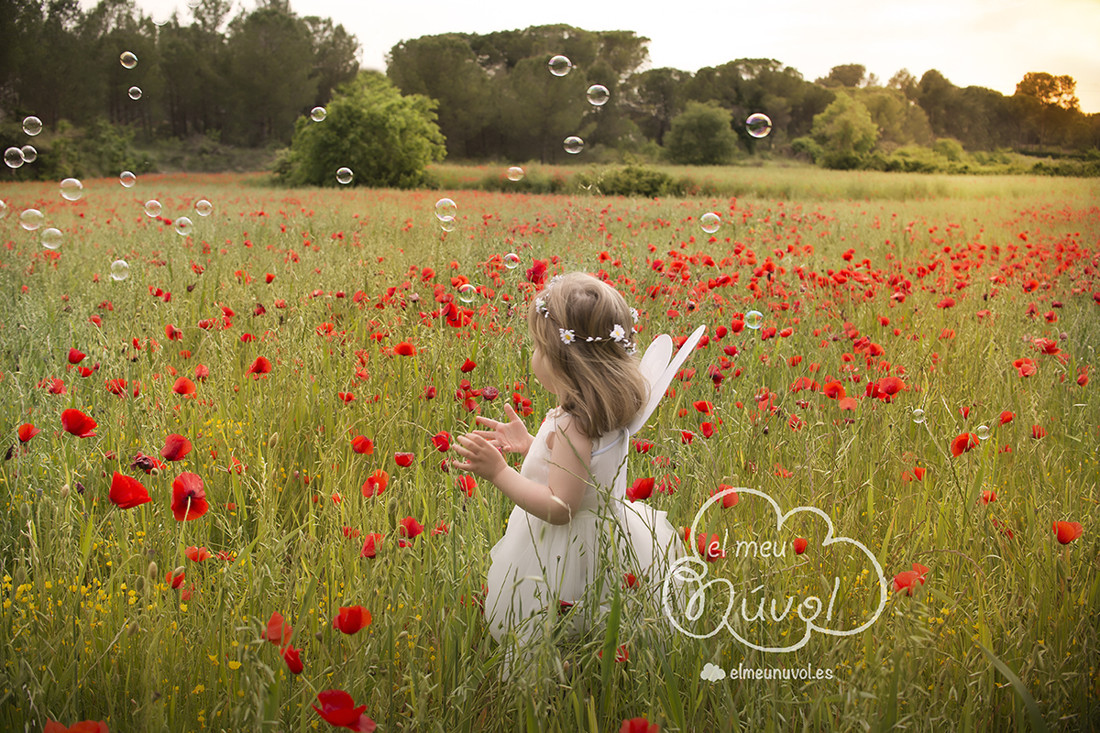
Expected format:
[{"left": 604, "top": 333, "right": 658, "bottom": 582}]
[
  {"left": 1015, "top": 72, "right": 1079, "bottom": 111},
  {"left": 629, "top": 67, "right": 689, "bottom": 145},
  {"left": 664, "top": 101, "right": 739, "bottom": 165},
  {"left": 810, "top": 91, "right": 878, "bottom": 168},
  {"left": 818, "top": 64, "right": 866, "bottom": 88},
  {"left": 277, "top": 70, "right": 445, "bottom": 188}
]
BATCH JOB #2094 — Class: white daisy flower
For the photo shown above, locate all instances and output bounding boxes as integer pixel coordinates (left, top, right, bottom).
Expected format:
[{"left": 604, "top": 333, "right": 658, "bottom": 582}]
[
  {"left": 630, "top": 307, "right": 639, "bottom": 323},
  {"left": 559, "top": 328, "right": 575, "bottom": 344},
  {"left": 610, "top": 324, "right": 626, "bottom": 342}
]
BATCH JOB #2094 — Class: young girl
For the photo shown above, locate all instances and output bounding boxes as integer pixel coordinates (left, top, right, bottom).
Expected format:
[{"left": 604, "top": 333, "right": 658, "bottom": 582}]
[{"left": 452, "top": 272, "right": 703, "bottom": 681}]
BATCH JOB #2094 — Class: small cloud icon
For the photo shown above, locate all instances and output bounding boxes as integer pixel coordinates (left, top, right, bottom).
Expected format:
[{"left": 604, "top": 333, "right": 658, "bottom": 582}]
[{"left": 700, "top": 663, "right": 726, "bottom": 682}]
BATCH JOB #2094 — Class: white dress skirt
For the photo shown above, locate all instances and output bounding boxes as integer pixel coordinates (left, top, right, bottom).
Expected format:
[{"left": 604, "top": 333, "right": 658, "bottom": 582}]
[{"left": 484, "top": 407, "right": 685, "bottom": 679}]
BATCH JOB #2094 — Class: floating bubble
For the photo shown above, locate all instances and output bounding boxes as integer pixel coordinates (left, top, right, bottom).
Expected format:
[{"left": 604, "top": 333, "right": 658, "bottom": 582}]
[
  {"left": 503, "top": 253, "right": 521, "bottom": 270},
  {"left": 144, "top": 199, "right": 162, "bottom": 217},
  {"left": 457, "top": 283, "right": 477, "bottom": 304},
  {"left": 911, "top": 408, "right": 925, "bottom": 424},
  {"left": 60, "top": 178, "right": 84, "bottom": 201},
  {"left": 20, "top": 145, "right": 37, "bottom": 164},
  {"left": 439, "top": 216, "right": 456, "bottom": 233},
  {"left": 20, "top": 209, "right": 44, "bottom": 231},
  {"left": 120, "top": 51, "right": 138, "bottom": 69},
  {"left": 23, "top": 116, "right": 43, "bottom": 136},
  {"left": 548, "top": 55, "right": 572, "bottom": 77},
  {"left": 700, "top": 212, "right": 721, "bottom": 234},
  {"left": 195, "top": 199, "right": 212, "bottom": 217},
  {"left": 506, "top": 166, "right": 525, "bottom": 182},
  {"left": 434, "top": 197, "right": 457, "bottom": 221},
  {"left": 745, "top": 310, "right": 764, "bottom": 330},
  {"left": 151, "top": 9, "right": 170, "bottom": 26},
  {"left": 110, "top": 259, "right": 130, "bottom": 281},
  {"left": 0, "top": 200, "right": 7, "bottom": 219},
  {"left": 586, "top": 84, "right": 610, "bottom": 106},
  {"left": 4, "top": 147, "right": 24, "bottom": 169},
  {"left": 128, "top": 86, "right": 142, "bottom": 100},
  {"left": 336, "top": 167, "right": 353, "bottom": 185},
  {"left": 41, "top": 227, "right": 62, "bottom": 250},
  {"left": 563, "top": 136, "right": 584, "bottom": 155},
  {"left": 120, "top": 171, "right": 136, "bottom": 188},
  {"left": 745, "top": 113, "right": 773, "bottom": 139},
  {"left": 976, "top": 425, "right": 991, "bottom": 441},
  {"left": 310, "top": 106, "right": 327, "bottom": 122},
  {"left": 174, "top": 216, "right": 193, "bottom": 236}
]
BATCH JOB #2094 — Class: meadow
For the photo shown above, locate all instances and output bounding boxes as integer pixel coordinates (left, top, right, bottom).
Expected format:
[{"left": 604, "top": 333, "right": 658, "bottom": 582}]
[{"left": 0, "top": 167, "right": 1098, "bottom": 732}]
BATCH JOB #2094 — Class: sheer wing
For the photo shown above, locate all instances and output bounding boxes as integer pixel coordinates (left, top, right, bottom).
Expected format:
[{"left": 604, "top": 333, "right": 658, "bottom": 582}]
[{"left": 627, "top": 324, "right": 707, "bottom": 435}]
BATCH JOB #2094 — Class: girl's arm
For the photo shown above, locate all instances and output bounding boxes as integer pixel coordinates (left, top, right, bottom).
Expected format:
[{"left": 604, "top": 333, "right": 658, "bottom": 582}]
[
  {"left": 469, "top": 403, "right": 534, "bottom": 458},
  {"left": 453, "top": 415, "right": 591, "bottom": 525}
]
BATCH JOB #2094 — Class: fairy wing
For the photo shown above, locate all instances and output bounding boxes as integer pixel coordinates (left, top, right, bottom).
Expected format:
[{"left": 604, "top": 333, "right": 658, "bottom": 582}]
[{"left": 627, "top": 324, "right": 707, "bottom": 435}]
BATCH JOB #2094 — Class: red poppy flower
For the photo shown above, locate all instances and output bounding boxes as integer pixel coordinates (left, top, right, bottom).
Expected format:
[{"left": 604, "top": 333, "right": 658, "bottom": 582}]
[
  {"left": 460, "top": 358, "right": 477, "bottom": 373},
  {"left": 1031, "top": 425, "right": 1047, "bottom": 439},
  {"left": 360, "top": 469, "right": 388, "bottom": 497},
  {"left": 526, "top": 258, "right": 548, "bottom": 285},
  {"left": 680, "top": 430, "right": 695, "bottom": 444},
  {"left": 44, "top": 720, "right": 109, "bottom": 733},
  {"left": 165, "top": 324, "right": 182, "bottom": 341},
  {"left": 633, "top": 439, "right": 654, "bottom": 453},
  {"left": 172, "top": 377, "right": 196, "bottom": 395},
  {"left": 1053, "top": 521, "right": 1083, "bottom": 544},
  {"left": 264, "top": 611, "right": 292, "bottom": 645},
  {"left": 793, "top": 538, "right": 808, "bottom": 555},
  {"left": 338, "top": 392, "right": 355, "bottom": 403},
  {"left": 282, "top": 644, "right": 303, "bottom": 675},
  {"left": 999, "top": 410, "right": 1015, "bottom": 425},
  {"left": 837, "top": 397, "right": 858, "bottom": 412},
  {"left": 432, "top": 431, "right": 451, "bottom": 451},
  {"left": 105, "top": 378, "right": 128, "bottom": 396},
  {"left": 822, "top": 381, "right": 845, "bottom": 400},
  {"left": 700, "top": 421, "right": 715, "bottom": 438},
  {"left": 620, "top": 718, "right": 659, "bottom": 733},
  {"left": 171, "top": 472, "right": 209, "bottom": 521},
  {"left": 185, "top": 546, "right": 212, "bottom": 562},
  {"left": 1014, "top": 358, "right": 1037, "bottom": 377},
  {"left": 913, "top": 467, "right": 926, "bottom": 481},
  {"left": 456, "top": 475, "right": 477, "bottom": 497},
  {"left": 351, "top": 436, "right": 374, "bottom": 455},
  {"left": 398, "top": 516, "right": 424, "bottom": 541},
  {"left": 246, "top": 356, "right": 272, "bottom": 375},
  {"left": 360, "top": 533, "right": 384, "bottom": 558},
  {"left": 431, "top": 521, "right": 449, "bottom": 535},
  {"left": 627, "top": 477, "right": 655, "bottom": 502},
  {"left": 61, "top": 408, "right": 97, "bottom": 438},
  {"left": 194, "top": 364, "right": 209, "bottom": 381},
  {"left": 393, "top": 342, "right": 416, "bottom": 356},
  {"left": 693, "top": 400, "right": 714, "bottom": 415},
  {"left": 166, "top": 568, "right": 185, "bottom": 589},
  {"left": 950, "top": 433, "right": 980, "bottom": 457},
  {"left": 109, "top": 471, "right": 151, "bottom": 509},
  {"left": 597, "top": 644, "right": 629, "bottom": 663},
  {"left": 690, "top": 531, "right": 724, "bottom": 561},
  {"left": 394, "top": 452, "right": 414, "bottom": 467},
  {"left": 892, "top": 562, "right": 929, "bottom": 595},
  {"left": 17, "top": 423, "right": 40, "bottom": 443},
  {"left": 312, "top": 689, "right": 376, "bottom": 732},
  {"left": 979, "top": 490, "right": 997, "bottom": 505},
  {"left": 68, "top": 348, "right": 87, "bottom": 364},
  {"left": 711, "top": 485, "right": 739, "bottom": 508},
  {"left": 333, "top": 605, "right": 372, "bottom": 634},
  {"left": 161, "top": 433, "right": 193, "bottom": 462}
]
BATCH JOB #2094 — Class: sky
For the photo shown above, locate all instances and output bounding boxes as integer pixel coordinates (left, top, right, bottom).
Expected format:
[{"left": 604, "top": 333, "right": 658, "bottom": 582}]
[{"left": 122, "top": 0, "right": 1100, "bottom": 113}]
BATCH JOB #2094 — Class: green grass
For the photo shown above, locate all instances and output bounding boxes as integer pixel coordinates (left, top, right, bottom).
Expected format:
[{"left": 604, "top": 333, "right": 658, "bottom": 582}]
[{"left": 0, "top": 170, "right": 1097, "bottom": 731}]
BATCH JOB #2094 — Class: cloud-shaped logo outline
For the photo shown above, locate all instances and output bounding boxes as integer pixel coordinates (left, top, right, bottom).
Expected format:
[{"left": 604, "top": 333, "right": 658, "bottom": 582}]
[
  {"left": 662, "top": 486, "right": 888, "bottom": 653},
  {"left": 699, "top": 662, "right": 727, "bottom": 682}
]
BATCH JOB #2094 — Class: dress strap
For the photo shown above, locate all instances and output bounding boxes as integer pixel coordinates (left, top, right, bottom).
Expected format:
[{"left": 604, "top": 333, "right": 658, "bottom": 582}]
[{"left": 591, "top": 427, "right": 628, "bottom": 457}]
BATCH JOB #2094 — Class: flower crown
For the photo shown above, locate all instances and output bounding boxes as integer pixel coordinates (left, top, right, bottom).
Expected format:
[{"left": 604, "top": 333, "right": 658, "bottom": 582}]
[{"left": 535, "top": 275, "right": 639, "bottom": 354}]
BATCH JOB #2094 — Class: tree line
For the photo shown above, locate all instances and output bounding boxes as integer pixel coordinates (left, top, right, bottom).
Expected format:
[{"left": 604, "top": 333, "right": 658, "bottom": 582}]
[{"left": 2, "top": 1, "right": 1097, "bottom": 176}]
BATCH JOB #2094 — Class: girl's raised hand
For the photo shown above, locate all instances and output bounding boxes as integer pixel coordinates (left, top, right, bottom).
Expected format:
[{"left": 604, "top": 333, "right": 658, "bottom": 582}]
[
  {"left": 452, "top": 433, "right": 508, "bottom": 481},
  {"left": 470, "top": 403, "right": 533, "bottom": 457}
]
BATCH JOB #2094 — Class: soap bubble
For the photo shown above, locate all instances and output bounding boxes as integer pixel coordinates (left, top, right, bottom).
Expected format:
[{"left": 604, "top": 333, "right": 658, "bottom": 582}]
[
  {"left": 4, "top": 147, "right": 24, "bottom": 169},
  {"left": 174, "top": 216, "right": 193, "bottom": 236},
  {"left": 310, "top": 106, "right": 327, "bottom": 122},
  {"left": 0, "top": 200, "right": 8, "bottom": 219},
  {"left": 548, "top": 55, "right": 572, "bottom": 77},
  {"left": 439, "top": 216, "right": 456, "bottom": 233},
  {"left": 144, "top": 199, "right": 162, "bottom": 217},
  {"left": 911, "top": 408, "right": 925, "bottom": 424},
  {"left": 195, "top": 199, "right": 212, "bottom": 217},
  {"left": 745, "top": 310, "right": 764, "bottom": 330},
  {"left": 110, "top": 259, "right": 130, "bottom": 281},
  {"left": 41, "top": 227, "right": 62, "bottom": 250},
  {"left": 700, "top": 212, "right": 720, "bottom": 234},
  {"left": 119, "top": 171, "right": 136, "bottom": 188},
  {"left": 19, "top": 145, "right": 37, "bottom": 163},
  {"left": 20, "top": 209, "right": 44, "bottom": 231},
  {"left": 586, "top": 84, "right": 610, "bottom": 106},
  {"left": 23, "top": 116, "right": 42, "bottom": 136},
  {"left": 503, "top": 253, "right": 521, "bottom": 270},
  {"left": 563, "top": 136, "right": 584, "bottom": 155},
  {"left": 976, "top": 425, "right": 991, "bottom": 441},
  {"left": 120, "top": 51, "right": 138, "bottom": 69},
  {"left": 434, "top": 197, "right": 457, "bottom": 221},
  {"left": 128, "top": 86, "right": 142, "bottom": 100},
  {"left": 457, "top": 283, "right": 477, "bottom": 303},
  {"left": 60, "top": 178, "right": 84, "bottom": 201},
  {"left": 151, "top": 9, "right": 170, "bottom": 26},
  {"left": 336, "top": 167, "right": 353, "bottom": 185},
  {"left": 506, "top": 166, "right": 525, "bottom": 182},
  {"left": 745, "top": 113, "right": 773, "bottom": 139}
]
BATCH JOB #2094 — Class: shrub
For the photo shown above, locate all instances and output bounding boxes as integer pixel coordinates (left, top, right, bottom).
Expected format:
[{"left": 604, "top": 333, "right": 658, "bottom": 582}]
[{"left": 664, "top": 102, "right": 739, "bottom": 166}]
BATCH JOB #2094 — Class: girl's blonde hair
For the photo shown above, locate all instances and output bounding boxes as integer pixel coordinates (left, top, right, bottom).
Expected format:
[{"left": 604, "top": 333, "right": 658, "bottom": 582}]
[{"left": 528, "top": 273, "right": 649, "bottom": 438}]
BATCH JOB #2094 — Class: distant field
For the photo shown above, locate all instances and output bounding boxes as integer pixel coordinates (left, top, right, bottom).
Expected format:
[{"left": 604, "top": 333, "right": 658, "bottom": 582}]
[{"left": 1, "top": 171, "right": 1098, "bottom": 731}]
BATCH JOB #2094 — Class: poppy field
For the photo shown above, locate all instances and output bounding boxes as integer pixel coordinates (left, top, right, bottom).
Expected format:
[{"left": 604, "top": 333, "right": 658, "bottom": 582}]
[{"left": 1, "top": 169, "right": 1098, "bottom": 732}]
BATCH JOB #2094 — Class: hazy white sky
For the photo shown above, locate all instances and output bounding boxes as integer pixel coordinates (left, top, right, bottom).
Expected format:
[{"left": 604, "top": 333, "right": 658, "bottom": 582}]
[{"left": 124, "top": 0, "right": 1100, "bottom": 112}]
